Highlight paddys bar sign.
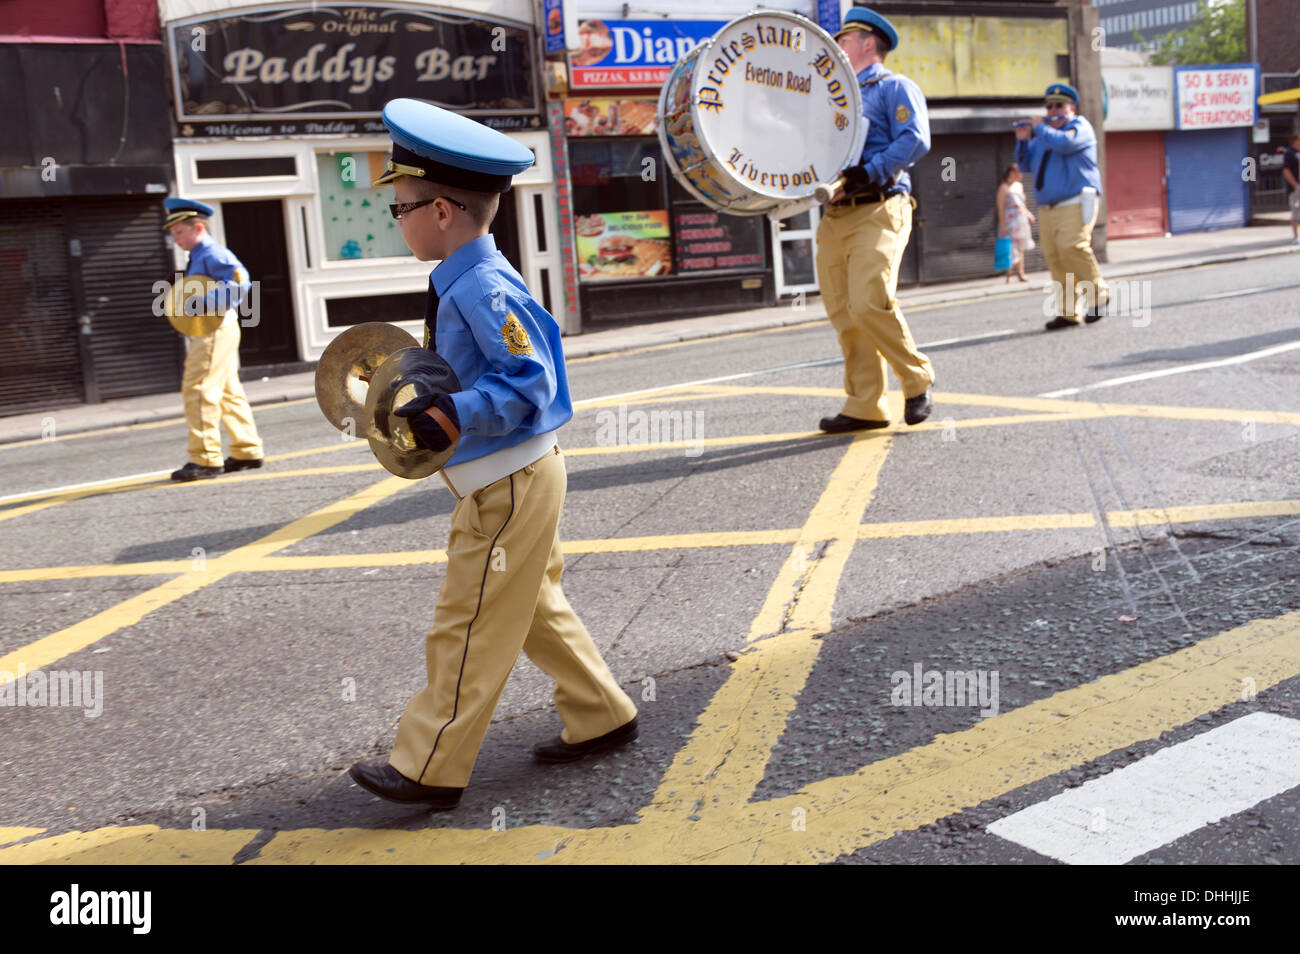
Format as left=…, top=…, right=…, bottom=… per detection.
left=168, top=3, right=539, bottom=137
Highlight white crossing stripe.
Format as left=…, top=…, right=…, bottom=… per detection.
left=986, top=712, right=1300, bottom=864
left=1039, top=339, right=1300, bottom=398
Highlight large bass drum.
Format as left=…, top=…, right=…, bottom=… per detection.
left=657, top=11, right=866, bottom=216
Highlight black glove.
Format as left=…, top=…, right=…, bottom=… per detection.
left=840, top=165, right=873, bottom=196
left=395, top=388, right=460, bottom=453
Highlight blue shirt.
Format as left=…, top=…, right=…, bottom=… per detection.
left=856, top=62, right=931, bottom=193
left=430, top=234, right=573, bottom=466
left=186, top=235, right=251, bottom=313
left=1015, top=114, right=1102, bottom=207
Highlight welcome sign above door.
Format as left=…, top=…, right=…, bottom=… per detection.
left=168, top=3, right=539, bottom=134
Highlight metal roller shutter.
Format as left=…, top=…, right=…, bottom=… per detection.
left=71, top=198, right=182, bottom=401
left=0, top=200, right=82, bottom=416
left=911, top=132, right=1046, bottom=284
left=1105, top=131, right=1167, bottom=239
left=1165, top=128, right=1249, bottom=234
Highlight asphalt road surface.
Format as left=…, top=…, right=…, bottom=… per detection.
left=1, top=256, right=1297, bottom=868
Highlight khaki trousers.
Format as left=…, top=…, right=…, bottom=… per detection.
left=390, top=446, right=637, bottom=788
left=181, top=315, right=263, bottom=468
left=816, top=194, right=933, bottom=421
left=1038, top=200, right=1108, bottom=322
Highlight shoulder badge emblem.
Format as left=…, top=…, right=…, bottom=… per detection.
left=501, top=312, right=533, bottom=356
left=896, top=104, right=911, bottom=123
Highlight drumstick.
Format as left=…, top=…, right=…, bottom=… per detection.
left=814, top=176, right=847, bottom=204
left=770, top=175, right=848, bottom=221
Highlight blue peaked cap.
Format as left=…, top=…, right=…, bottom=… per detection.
left=162, top=197, right=215, bottom=229
left=835, top=7, right=899, bottom=53
left=373, top=98, right=535, bottom=192
left=1045, top=83, right=1080, bottom=105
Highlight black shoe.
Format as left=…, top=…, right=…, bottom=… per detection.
left=348, top=760, right=463, bottom=810
left=903, top=388, right=933, bottom=425
left=1084, top=300, right=1108, bottom=324
left=818, top=414, right=891, bottom=434
left=533, top=717, right=638, bottom=764
left=170, top=462, right=223, bottom=482
left=1044, top=316, right=1082, bottom=331
left=224, top=456, right=264, bottom=473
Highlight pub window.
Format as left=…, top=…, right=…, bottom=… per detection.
left=316, top=152, right=411, bottom=261
left=196, top=157, right=297, bottom=179
left=325, top=292, right=425, bottom=328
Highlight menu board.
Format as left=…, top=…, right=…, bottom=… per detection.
left=575, top=210, right=672, bottom=281
left=673, top=208, right=765, bottom=273
left=563, top=98, right=658, bottom=136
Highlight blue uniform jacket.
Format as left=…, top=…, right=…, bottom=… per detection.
left=1015, top=115, right=1103, bottom=207
left=856, top=62, right=931, bottom=193
left=186, top=235, right=251, bottom=314
left=430, top=234, right=574, bottom=466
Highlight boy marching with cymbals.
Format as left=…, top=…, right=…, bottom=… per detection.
left=348, top=99, right=638, bottom=810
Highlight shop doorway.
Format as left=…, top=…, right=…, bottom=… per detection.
left=772, top=207, right=821, bottom=297
left=491, top=190, right=522, bottom=274
left=1106, top=131, right=1167, bottom=238
left=221, top=200, right=299, bottom=367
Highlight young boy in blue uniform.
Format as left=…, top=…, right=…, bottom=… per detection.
left=162, top=198, right=265, bottom=480
left=349, top=99, right=638, bottom=809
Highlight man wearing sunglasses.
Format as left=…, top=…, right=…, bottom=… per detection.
left=1015, top=83, right=1108, bottom=331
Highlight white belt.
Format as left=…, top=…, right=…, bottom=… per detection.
left=439, top=429, right=559, bottom=500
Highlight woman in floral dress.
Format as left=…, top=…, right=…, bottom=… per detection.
left=996, top=163, right=1035, bottom=283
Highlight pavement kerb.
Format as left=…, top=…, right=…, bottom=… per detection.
left=1, top=241, right=1296, bottom=448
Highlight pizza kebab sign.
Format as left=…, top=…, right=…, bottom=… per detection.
left=168, top=3, right=538, bottom=133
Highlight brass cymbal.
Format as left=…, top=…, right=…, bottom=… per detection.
left=364, top=347, right=461, bottom=480
left=314, top=322, right=419, bottom=436
left=164, top=274, right=225, bottom=336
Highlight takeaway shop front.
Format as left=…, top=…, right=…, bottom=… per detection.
left=163, top=0, right=564, bottom=360
left=561, top=17, right=776, bottom=327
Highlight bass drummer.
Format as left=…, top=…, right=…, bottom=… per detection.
left=816, top=7, right=935, bottom=433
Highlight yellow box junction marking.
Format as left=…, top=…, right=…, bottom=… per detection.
left=0, top=476, right=409, bottom=686
left=6, top=609, right=1294, bottom=864
left=3, top=382, right=1299, bottom=862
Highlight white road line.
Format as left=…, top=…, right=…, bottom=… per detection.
left=0, top=470, right=172, bottom=505
left=986, top=712, right=1300, bottom=864
left=573, top=328, right=1018, bottom=407
left=922, top=328, right=1019, bottom=348
left=1198, top=282, right=1300, bottom=301
left=1039, top=339, right=1300, bottom=398
left=0, top=326, right=1048, bottom=501
left=573, top=358, right=841, bottom=406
